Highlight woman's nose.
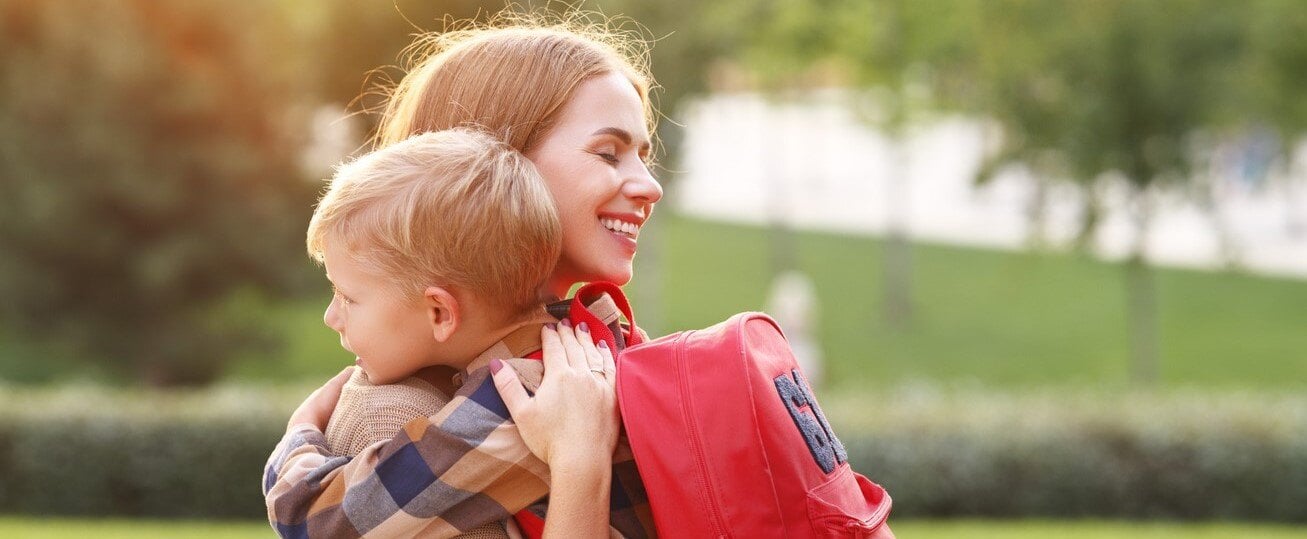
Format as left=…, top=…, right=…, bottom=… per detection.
left=624, top=162, right=663, bottom=204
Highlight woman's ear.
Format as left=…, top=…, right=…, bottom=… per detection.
left=424, top=286, right=460, bottom=342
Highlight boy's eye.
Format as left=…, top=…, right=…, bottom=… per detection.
left=332, top=286, right=354, bottom=305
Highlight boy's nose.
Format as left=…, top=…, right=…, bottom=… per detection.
left=323, top=299, right=344, bottom=332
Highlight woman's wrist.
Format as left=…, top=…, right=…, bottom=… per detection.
left=542, top=450, right=613, bottom=539
left=548, top=447, right=613, bottom=476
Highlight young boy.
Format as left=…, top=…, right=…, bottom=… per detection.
left=266, top=128, right=643, bottom=536
left=305, top=128, right=560, bottom=393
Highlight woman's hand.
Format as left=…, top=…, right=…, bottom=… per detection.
left=287, top=366, right=353, bottom=431
left=491, top=319, right=620, bottom=466
left=492, top=320, right=618, bottom=538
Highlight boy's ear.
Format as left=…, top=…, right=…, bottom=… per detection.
left=423, top=286, right=460, bottom=343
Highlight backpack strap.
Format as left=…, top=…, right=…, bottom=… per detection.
left=543, top=282, right=641, bottom=352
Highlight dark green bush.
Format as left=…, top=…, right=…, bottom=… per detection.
left=0, top=385, right=296, bottom=519
left=0, top=385, right=1303, bottom=522
left=827, top=388, right=1307, bottom=522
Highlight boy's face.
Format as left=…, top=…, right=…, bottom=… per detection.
left=321, top=240, right=436, bottom=385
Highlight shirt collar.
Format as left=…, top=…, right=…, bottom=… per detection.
left=451, top=293, right=622, bottom=387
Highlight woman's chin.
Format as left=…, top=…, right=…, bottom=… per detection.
left=594, top=261, right=633, bottom=286
left=554, top=258, right=633, bottom=290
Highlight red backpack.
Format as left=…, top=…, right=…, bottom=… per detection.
left=564, top=283, right=893, bottom=538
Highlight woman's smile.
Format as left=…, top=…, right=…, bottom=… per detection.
left=599, top=212, right=644, bottom=252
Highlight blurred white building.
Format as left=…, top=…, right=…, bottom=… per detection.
left=674, top=91, right=1307, bottom=279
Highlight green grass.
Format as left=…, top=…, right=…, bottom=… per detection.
left=0, top=518, right=1303, bottom=538
left=0, top=518, right=270, bottom=539
left=649, top=215, right=1307, bottom=390
left=221, top=214, right=1307, bottom=391
left=893, top=519, right=1307, bottom=538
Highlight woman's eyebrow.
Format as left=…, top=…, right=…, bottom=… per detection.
left=590, top=127, right=632, bottom=144
left=591, top=127, right=651, bottom=152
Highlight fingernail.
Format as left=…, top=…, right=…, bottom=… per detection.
left=489, top=358, right=503, bottom=374
left=598, top=340, right=609, bottom=350
left=560, top=318, right=572, bottom=328
left=546, top=323, right=557, bottom=331
left=578, top=321, right=589, bottom=333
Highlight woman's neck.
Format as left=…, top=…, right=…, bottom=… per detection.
left=547, top=278, right=575, bottom=301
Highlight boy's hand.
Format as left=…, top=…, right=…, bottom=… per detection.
left=288, top=366, right=353, bottom=431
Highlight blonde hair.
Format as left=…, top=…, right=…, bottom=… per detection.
left=307, top=129, right=560, bottom=318
left=375, top=10, right=656, bottom=153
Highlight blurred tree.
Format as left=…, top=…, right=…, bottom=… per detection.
left=1244, top=0, right=1307, bottom=238
left=716, top=0, right=978, bottom=329
left=826, top=0, right=978, bottom=329
left=0, top=0, right=318, bottom=385
left=972, top=0, right=1245, bottom=384
left=307, top=0, right=719, bottom=152
left=308, top=0, right=495, bottom=136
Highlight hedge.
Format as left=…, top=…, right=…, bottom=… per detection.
left=825, top=387, right=1307, bottom=522
left=0, top=384, right=298, bottom=519
left=0, top=384, right=1303, bottom=522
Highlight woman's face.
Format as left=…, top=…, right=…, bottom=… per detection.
left=527, top=72, right=663, bottom=296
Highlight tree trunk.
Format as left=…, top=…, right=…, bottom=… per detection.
left=1204, top=171, right=1241, bottom=269
left=1025, top=173, right=1051, bottom=250
left=1125, top=255, right=1158, bottom=386
left=881, top=132, right=913, bottom=329
left=1125, top=191, right=1158, bottom=386
left=768, top=103, right=800, bottom=278
left=1286, top=145, right=1306, bottom=240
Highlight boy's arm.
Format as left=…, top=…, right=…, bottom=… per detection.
left=265, top=367, right=655, bottom=538
left=263, top=367, right=550, bottom=539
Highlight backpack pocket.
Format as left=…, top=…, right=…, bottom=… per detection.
left=806, top=464, right=892, bottom=537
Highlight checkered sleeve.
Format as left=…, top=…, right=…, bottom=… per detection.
left=263, top=365, right=551, bottom=538
left=264, top=364, right=658, bottom=538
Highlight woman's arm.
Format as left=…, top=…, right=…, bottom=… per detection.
left=492, top=321, right=620, bottom=539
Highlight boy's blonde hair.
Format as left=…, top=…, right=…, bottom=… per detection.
left=307, top=129, right=560, bottom=319
left=375, top=10, right=656, bottom=154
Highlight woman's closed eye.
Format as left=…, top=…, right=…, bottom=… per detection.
left=591, top=148, right=620, bottom=165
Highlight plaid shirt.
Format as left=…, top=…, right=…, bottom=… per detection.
left=263, top=298, right=655, bottom=538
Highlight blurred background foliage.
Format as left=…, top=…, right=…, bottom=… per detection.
left=2, top=0, right=1307, bottom=528
left=3, top=0, right=1303, bottom=389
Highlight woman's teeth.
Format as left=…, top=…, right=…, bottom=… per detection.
left=601, top=218, right=638, bottom=237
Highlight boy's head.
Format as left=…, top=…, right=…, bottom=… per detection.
left=307, top=129, right=560, bottom=383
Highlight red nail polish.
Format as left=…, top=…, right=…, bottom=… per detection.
left=489, top=358, right=503, bottom=374
left=578, top=321, right=589, bottom=333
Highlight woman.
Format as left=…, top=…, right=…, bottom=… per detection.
left=266, top=12, right=660, bottom=538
